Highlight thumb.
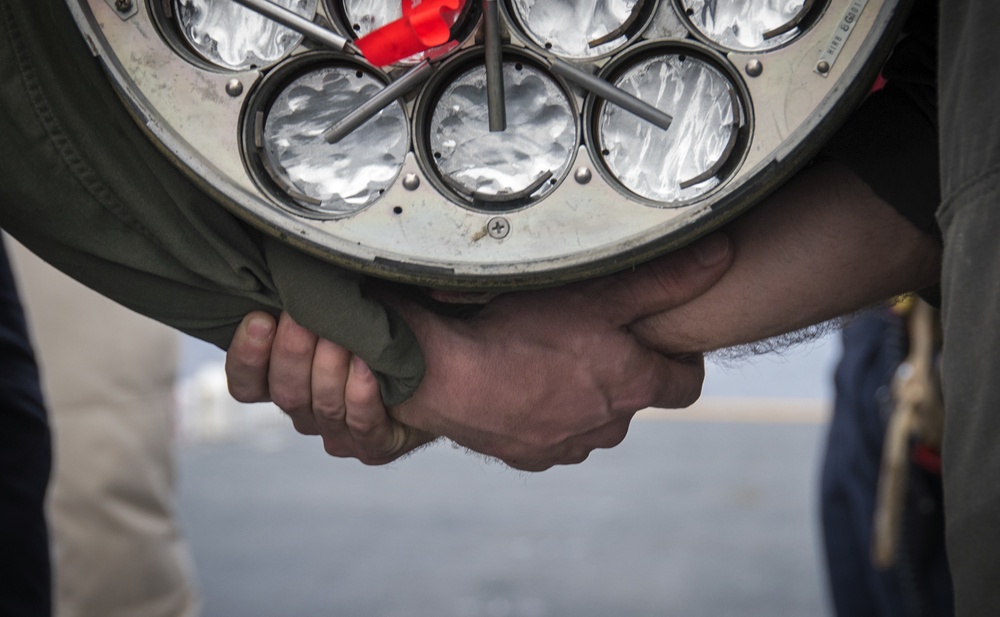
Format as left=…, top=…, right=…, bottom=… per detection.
left=593, top=232, right=733, bottom=324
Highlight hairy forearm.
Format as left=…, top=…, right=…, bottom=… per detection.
left=383, top=234, right=736, bottom=469
left=630, top=160, right=942, bottom=354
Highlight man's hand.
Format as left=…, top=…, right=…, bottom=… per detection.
left=225, top=232, right=732, bottom=470
left=226, top=311, right=435, bottom=465
left=383, top=232, right=732, bottom=470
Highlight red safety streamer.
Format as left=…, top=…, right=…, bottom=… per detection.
left=356, top=0, right=465, bottom=66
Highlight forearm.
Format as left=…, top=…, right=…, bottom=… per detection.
left=630, top=160, right=941, bottom=353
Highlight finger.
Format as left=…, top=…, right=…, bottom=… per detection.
left=344, top=356, right=410, bottom=464
left=591, top=231, right=733, bottom=324
left=308, top=338, right=355, bottom=456
left=269, top=312, right=321, bottom=435
left=579, top=420, right=631, bottom=452
left=225, top=311, right=277, bottom=403
left=311, top=347, right=382, bottom=461
left=503, top=415, right=629, bottom=471
left=629, top=350, right=706, bottom=412
left=504, top=459, right=553, bottom=473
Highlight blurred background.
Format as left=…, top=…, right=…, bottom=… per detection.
left=175, top=333, right=839, bottom=617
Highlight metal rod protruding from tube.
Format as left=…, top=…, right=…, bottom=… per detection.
left=323, top=61, right=435, bottom=144
left=548, top=58, right=673, bottom=131
left=483, top=0, right=506, bottom=132
left=231, top=0, right=350, bottom=51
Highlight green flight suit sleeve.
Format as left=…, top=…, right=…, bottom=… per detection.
left=0, top=0, right=423, bottom=404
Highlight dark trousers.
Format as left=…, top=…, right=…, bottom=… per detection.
left=939, top=185, right=1000, bottom=617
left=0, top=239, right=51, bottom=617
left=937, top=3, right=1000, bottom=611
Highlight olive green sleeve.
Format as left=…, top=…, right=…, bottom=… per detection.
left=0, top=0, right=423, bottom=404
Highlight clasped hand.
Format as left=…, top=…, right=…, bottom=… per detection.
left=225, top=233, right=732, bottom=471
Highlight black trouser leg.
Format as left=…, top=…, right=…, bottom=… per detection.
left=940, top=189, right=1000, bottom=617
left=0, top=239, right=51, bottom=617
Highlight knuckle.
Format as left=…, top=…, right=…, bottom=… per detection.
left=677, top=386, right=701, bottom=408
left=642, top=359, right=705, bottom=410
left=663, top=387, right=698, bottom=410
left=607, top=424, right=630, bottom=448
left=289, top=417, right=320, bottom=436
left=357, top=452, right=394, bottom=466
left=314, top=400, right=346, bottom=424
left=498, top=445, right=552, bottom=472
left=356, top=436, right=407, bottom=466
left=596, top=423, right=630, bottom=450
left=344, top=384, right=379, bottom=409
left=271, top=390, right=310, bottom=415
left=322, top=437, right=353, bottom=458
left=355, top=437, right=395, bottom=465
left=345, top=414, right=380, bottom=437
left=272, top=392, right=310, bottom=413
left=554, top=439, right=594, bottom=465
left=274, top=330, right=315, bottom=359
left=674, top=371, right=705, bottom=408
left=508, top=459, right=550, bottom=472
left=226, top=353, right=267, bottom=376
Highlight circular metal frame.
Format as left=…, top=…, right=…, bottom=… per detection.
left=67, top=0, right=911, bottom=289
left=674, top=0, right=827, bottom=53
left=501, top=0, right=660, bottom=60
left=412, top=46, right=581, bottom=213
left=583, top=39, right=751, bottom=208
left=149, top=0, right=317, bottom=72
left=241, top=51, right=410, bottom=219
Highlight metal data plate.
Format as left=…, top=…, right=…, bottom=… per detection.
left=68, top=0, right=907, bottom=289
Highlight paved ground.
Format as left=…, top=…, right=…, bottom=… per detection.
left=176, top=331, right=839, bottom=616
left=177, top=416, right=832, bottom=617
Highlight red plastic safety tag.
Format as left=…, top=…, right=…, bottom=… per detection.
left=356, top=0, right=465, bottom=66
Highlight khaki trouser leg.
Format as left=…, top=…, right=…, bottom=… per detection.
left=8, top=239, right=200, bottom=617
